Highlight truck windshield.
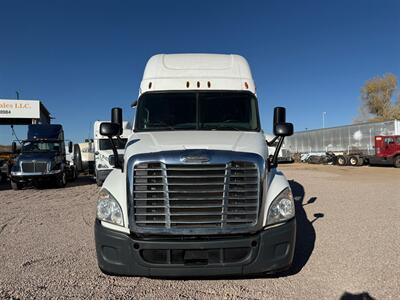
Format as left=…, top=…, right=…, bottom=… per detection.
left=21, top=141, right=61, bottom=152
left=135, top=92, right=260, bottom=131
left=99, top=138, right=127, bottom=150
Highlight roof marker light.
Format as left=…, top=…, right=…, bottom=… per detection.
left=148, top=82, right=152, bottom=89
left=207, top=81, right=211, bottom=88
left=186, top=81, right=190, bottom=88
left=197, top=81, right=200, bottom=88
left=244, top=82, right=249, bottom=89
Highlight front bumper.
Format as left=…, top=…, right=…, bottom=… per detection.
left=94, top=218, right=296, bottom=277
left=10, top=171, right=61, bottom=183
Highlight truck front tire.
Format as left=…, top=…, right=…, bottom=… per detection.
left=11, top=181, right=23, bottom=190
left=56, top=172, right=67, bottom=188
left=96, top=177, right=103, bottom=186
left=394, top=156, right=400, bottom=168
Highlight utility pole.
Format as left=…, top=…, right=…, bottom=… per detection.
left=322, top=112, right=327, bottom=128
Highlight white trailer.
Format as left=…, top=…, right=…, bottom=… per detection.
left=93, top=121, right=131, bottom=186
left=285, top=120, right=400, bottom=154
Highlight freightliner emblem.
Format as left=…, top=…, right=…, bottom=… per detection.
left=180, top=154, right=210, bottom=164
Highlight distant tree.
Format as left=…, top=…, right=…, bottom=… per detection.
left=355, top=73, right=400, bottom=123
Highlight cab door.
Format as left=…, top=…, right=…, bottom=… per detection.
left=382, top=136, right=396, bottom=157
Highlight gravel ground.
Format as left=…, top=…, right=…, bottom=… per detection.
left=0, top=164, right=399, bottom=299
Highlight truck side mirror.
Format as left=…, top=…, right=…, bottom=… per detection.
left=273, top=107, right=286, bottom=125
left=273, top=107, right=294, bottom=137
left=100, top=122, right=120, bottom=137
left=68, top=141, right=73, bottom=153
left=274, top=123, right=293, bottom=137
left=12, top=142, right=17, bottom=153
left=269, top=107, right=294, bottom=169
left=111, top=107, right=123, bottom=135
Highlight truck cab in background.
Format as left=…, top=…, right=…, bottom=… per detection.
left=93, top=121, right=131, bottom=186
left=94, top=54, right=294, bottom=277
left=369, top=135, right=400, bottom=167
left=10, top=124, right=76, bottom=189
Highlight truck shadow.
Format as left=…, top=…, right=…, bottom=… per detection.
left=275, top=180, right=323, bottom=277
left=67, top=175, right=95, bottom=187
left=0, top=175, right=95, bottom=191
left=0, top=180, right=11, bottom=191
left=340, top=291, right=375, bottom=300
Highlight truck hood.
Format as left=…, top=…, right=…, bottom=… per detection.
left=125, top=131, right=268, bottom=159
left=97, top=149, right=125, bottom=155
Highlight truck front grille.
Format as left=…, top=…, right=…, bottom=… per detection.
left=21, top=161, right=48, bottom=173
left=132, top=162, right=259, bottom=232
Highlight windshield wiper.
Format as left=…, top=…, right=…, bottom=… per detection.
left=204, top=125, right=241, bottom=131
left=145, top=122, right=175, bottom=130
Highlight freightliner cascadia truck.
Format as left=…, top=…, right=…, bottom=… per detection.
left=95, top=54, right=295, bottom=276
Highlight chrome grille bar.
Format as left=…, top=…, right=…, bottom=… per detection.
left=132, top=159, right=260, bottom=233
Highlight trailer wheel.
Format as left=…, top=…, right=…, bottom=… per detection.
left=336, top=155, right=347, bottom=166
left=394, top=156, right=400, bottom=168
left=349, top=156, right=359, bottom=166
left=11, top=181, right=23, bottom=190
left=73, top=144, right=83, bottom=172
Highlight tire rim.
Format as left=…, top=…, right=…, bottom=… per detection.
left=350, top=158, right=356, bottom=165
left=339, top=158, right=344, bottom=164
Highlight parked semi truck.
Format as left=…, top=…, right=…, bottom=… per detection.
left=335, top=135, right=400, bottom=167
left=94, top=54, right=295, bottom=277
left=94, top=121, right=131, bottom=186
left=10, top=124, right=76, bottom=189
left=302, top=135, right=400, bottom=167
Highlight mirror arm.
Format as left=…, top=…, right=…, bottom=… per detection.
left=266, top=136, right=279, bottom=146
left=116, top=135, right=123, bottom=146
left=269, top=136, right=285, bottom=169
left=108, top=136, right=122, bottom=170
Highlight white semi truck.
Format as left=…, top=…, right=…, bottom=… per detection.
left=93, top=121, right=131, bottom=186
left=95, top=54, right=295, bottom=277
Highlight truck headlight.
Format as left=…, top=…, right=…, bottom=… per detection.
left=11, top=163, right=20, bottom=172
left=97, top=189, right=124, bottom=226
left=267, top=187, right=295, bottom=225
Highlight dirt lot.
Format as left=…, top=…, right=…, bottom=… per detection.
left=0, top=164, right=399, bottom=299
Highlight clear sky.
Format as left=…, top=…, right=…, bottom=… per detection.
left=1, top=0, right=399, bottom=144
